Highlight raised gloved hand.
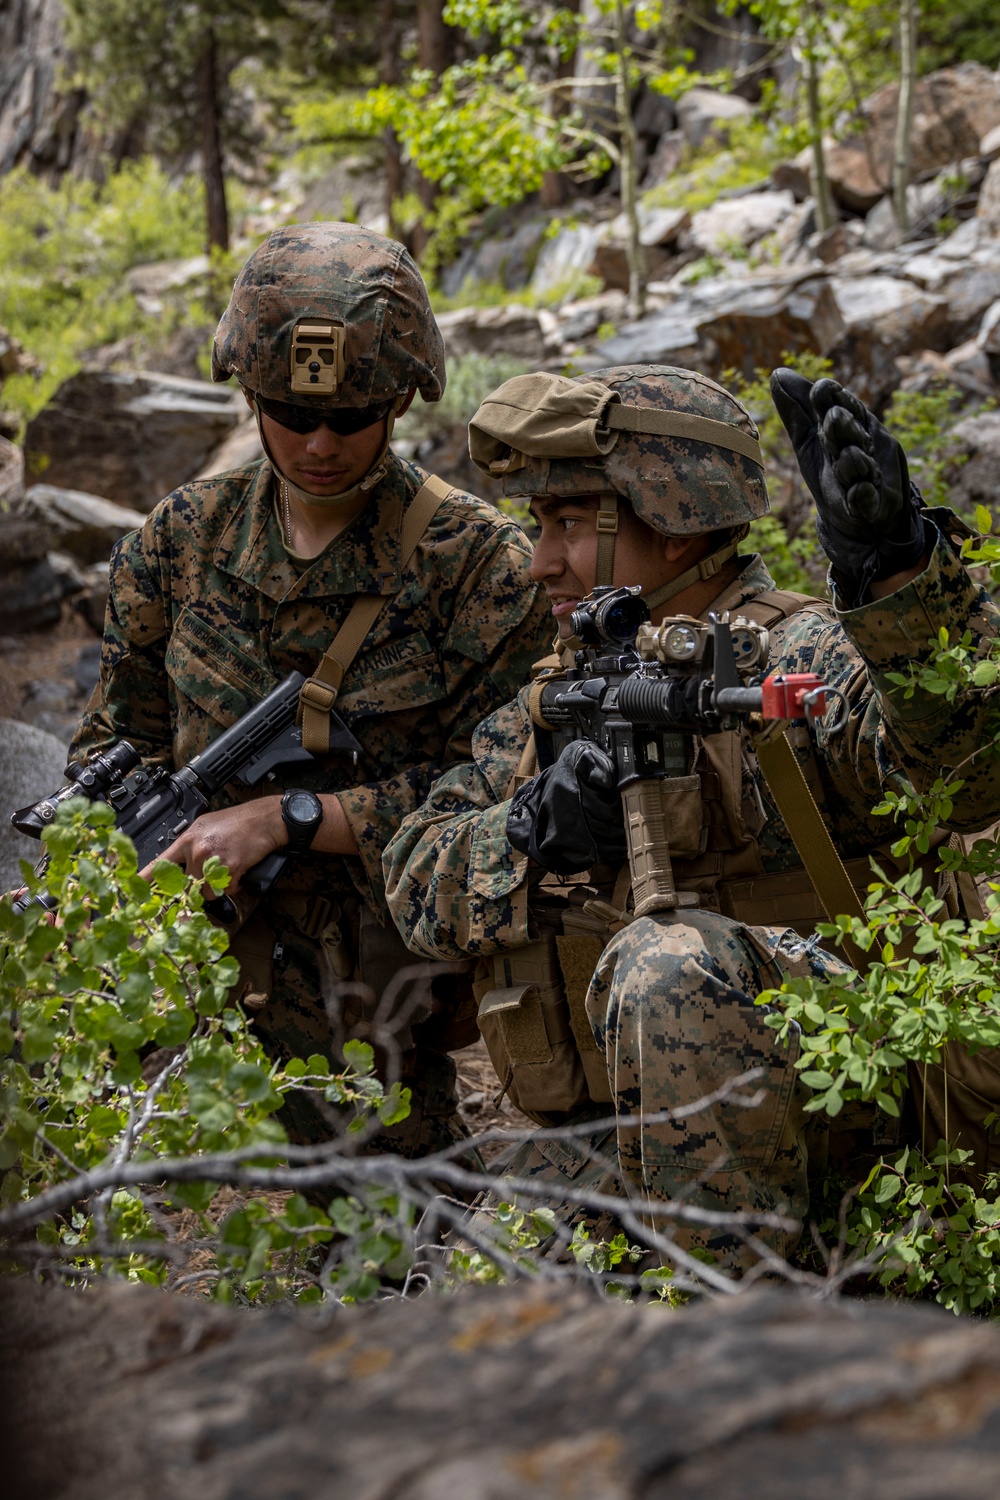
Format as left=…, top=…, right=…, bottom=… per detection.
left=770, top=368, right=929, bottom=603
left=506, top=740, right=627, bottom=876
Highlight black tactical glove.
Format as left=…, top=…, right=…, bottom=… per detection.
left=506, top=740, right=627, bottom=876
left=770, top=368, right=929, bottom=605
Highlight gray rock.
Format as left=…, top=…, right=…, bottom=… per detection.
left=435, top=305, right=548, bottom=363
left=0, top=433, right=23, bottom=508
left=23, top=370, right=245, bottom=511
left=642, top=130, right=685, bottom=188
left=0, top=554, right=63, bottom=633
left=0, top=0, right=85, bottom=178
left=690, top=189, right=796, bottom=253
left=530, top=223, right=607, bottom=299
left=74, top=640, right=102, bottom=698
left=771, top=156, right=812, bottom=202
left=123, top=255, right=211, bottom=302
left=73, top=562, right=111, bottom=636
left=946, top=410, right=1000, bottom=511
left=977, top=157, right=1000, bottom=232
left=829, top=274, right=951, bottom=404
left=194, top=416, right=264, bottom=480
left=809, top=63, right=1000, bottom=215
left=676, top=87, right=753, bottom=149
left=8, top=1279, right=1000, bottom=1500
left=982, top=122, right=1000, bottom=160
left=0, top=716, right=69, bottom=890
left=19, top=484, right=145, bottom=564
left=978, top=298, right=1000, bottom=355
left=694, top=277, right=845, bottom=381
left=594, top=309, right=704, bottom=367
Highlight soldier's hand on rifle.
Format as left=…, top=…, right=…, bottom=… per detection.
left=146, top=800, right=288, bottom=892
left=506, top=740, right=627, bottom=876
left=770, top=367, right=930, bottom=604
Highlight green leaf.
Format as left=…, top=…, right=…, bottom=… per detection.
left=150, top=859, right=187, bottom=896
left=343, top=1039, right=375, bottom=1076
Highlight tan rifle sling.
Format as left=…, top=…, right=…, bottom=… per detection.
left=297, top=474, right=453, bottom=754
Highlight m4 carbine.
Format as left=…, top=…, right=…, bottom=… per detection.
left=10, top=671, right=362, bottom=921
left=529, top=586, right=844, bottom=919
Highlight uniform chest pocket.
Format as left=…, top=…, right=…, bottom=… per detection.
left=336, top=630, right=447, bottom=720
left=165, top=606, right=272, bottom=728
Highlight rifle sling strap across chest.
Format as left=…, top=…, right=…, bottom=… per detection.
left=298, top=473, right=453, bottom=754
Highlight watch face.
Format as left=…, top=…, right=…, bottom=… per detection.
left=285, top=790, right=319, bottom=825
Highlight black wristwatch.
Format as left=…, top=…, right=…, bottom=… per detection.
left=280, top=788, right=323, bottom=853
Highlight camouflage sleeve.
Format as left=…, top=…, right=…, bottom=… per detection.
left=336, top=527, right=552, bottom=906
left=383, top=693, right=535, bottom=958
left=774, top=519, right=1000, bottom=844
left=69, top=522, right=174, bottom=768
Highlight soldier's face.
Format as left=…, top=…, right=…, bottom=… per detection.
left=258, top=408, right=391, bottom=496
left=528, top=496, right=700, bottom=638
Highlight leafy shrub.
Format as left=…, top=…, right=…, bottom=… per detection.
left=758, top=518, right=1000, bottom=1310
left=0, top=160, right=233, bottom=429
left=0, top=799, right=409, bottom=1302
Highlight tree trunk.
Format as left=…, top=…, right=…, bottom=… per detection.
left=197, top=29, right=229, bottom=254
left=540, top=0, right=582, bottom=209
left=804, top=28, right=833, bottom=234
left=412, top=0, right=454, bottom=259
left=614, top=0, right=645, bottom=320
left=892, top=0, right=918, bottom=238
left=380, top=0, right=405, bottom=238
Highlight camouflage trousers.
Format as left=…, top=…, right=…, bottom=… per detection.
left=229, top=898, right=474, bottom=1161
left=490, top=910, right=861, bottom=1276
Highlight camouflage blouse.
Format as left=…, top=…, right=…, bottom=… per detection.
left=72, top=452, right=553, bottom=914
left=385, top=515, right=1000, bottom=957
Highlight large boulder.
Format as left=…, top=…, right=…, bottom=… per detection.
left=0, top=511, right=64, bottom=633
left=676, top=87, right=753, bottom=148
left=693, top=277, right=845, bottom=381
left=798, top=63, right=1000, bottom=213
left=590, top=206, right=692, bottom=292
left=592, top=308, right=705, bottom=369
left=944, top=410, right=1000, bottom=511
left=0, top=0, right=86, bottom=177
left=977, top=157, right=1000, bottom=232
left=829, top=274, right=951, bottom=405
left=530, top=223, right=608, bottom=299
left=194, top=416, right=264, bottom=480
left=0, top=716, right=69, bottom=890
left=23, top=370, right=245, bottom=511
left=435, top=305, right=549, bottom=363
left=689, top=189, right=796, bottom=254
left=7, top=1279, right=1000, bottom=1498
left=18, top=484, right=145, bottom=564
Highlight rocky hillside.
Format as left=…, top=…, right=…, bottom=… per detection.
left=3, top=60, right=1000, bottom=819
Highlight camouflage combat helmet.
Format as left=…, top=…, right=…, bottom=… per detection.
left=211, top=221, right=446, bottom=409
left=469, top=364, right=769, bottom=591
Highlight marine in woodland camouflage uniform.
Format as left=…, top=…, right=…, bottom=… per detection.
left=72, top=223, right=552, bottom=1154
left=384, top=364, right=1000, bottom=1266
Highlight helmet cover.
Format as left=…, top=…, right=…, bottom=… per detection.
left=212, top=221, right=446, bottom=409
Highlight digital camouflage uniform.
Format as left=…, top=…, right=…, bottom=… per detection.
left=384, top=365, right=1000, bottom=1265
left=72, top=222, right=553, bottom=1155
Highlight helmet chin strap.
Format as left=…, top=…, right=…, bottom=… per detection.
left=643, top=529, right=747, bottom=612
left=250, top=397, right=401, bottom=509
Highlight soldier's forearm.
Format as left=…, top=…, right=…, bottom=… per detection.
left=867, top=551, right=932, bottom=602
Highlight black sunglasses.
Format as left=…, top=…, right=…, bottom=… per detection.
left=255, top=394, right=393, bottom=436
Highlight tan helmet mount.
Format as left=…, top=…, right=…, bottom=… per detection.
left=289, top=321, right=346, bottom=396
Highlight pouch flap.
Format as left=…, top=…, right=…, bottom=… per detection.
left=478, top=983, right=536, bottom=1019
